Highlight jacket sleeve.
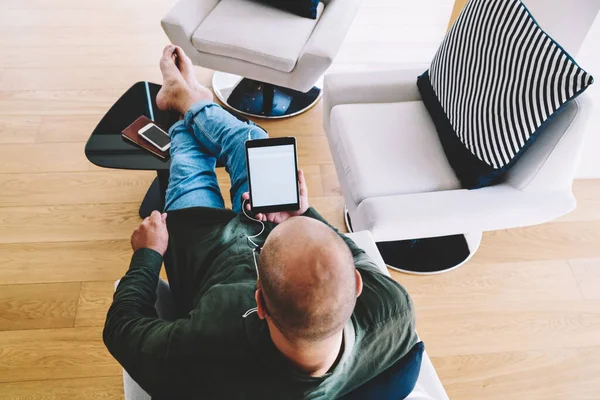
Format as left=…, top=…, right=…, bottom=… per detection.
left=103, top=248, right=190, bottom=397
left=302, top=207, right=383, bottom=276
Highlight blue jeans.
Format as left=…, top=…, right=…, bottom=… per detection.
left=164, top=102, right=268, bottom=214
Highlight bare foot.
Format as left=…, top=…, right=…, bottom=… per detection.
left=156, top=46, right=199, bottom=114
left=174, top=46, right=214, bottom=103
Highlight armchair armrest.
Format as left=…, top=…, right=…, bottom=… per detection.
left=323, top=68, right=424, bottom=132
left=352, top=184, right=576, bottom=242
left=161, top=0, right=220, bottom=55
left=300, top=0, right=362, bottom=66
left=286, top=0, right=361, bottom=92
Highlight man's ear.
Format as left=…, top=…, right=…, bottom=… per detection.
left=255, top=288, right=267, bottom=320
left=355, top=270, right=363, bottom=298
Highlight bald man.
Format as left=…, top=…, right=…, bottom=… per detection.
left=104, top=46, right=419, bottom=400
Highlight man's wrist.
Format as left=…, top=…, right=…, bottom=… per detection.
left=130, top=248, right=164, bottom=272
left=133, top=247, right=164, bottom=257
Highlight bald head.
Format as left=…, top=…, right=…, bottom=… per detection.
left=258, top=217, right=356, bottom=343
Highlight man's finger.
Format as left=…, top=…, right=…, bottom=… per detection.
left=298, top=169, right=306, bottom=187
left=298, top=169, right=308, bottom=195
left=150, top=210, right=162, bottom=222
left=143, top=217, right=150, bottom=224
left=242, top=192, right=250, bottom=200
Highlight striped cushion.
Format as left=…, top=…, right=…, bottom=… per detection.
left=417, top=0, right=594, bottom=189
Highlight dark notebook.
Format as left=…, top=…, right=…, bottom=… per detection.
left=122, top=115, right=170, bottom=160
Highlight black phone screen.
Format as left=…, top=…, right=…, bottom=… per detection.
left=142, top=125, right=170, bottom=148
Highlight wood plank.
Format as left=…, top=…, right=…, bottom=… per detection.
left=296, top=136, right=334, bottom=165
left=0, top=45, right=163, bottom=69
left=75, top=281, right=115, bottom=328
left=448, top=0, right=469, bottom=29
left=0, top=170, right=155, bottom=207
left=0, top=143, right=91, bottom=173
left=0, top=376, right=124, bottom=400
left=0, top=203, right=140, bottom=244
left=417, top=300, right=600, bottom=358
left=0, top=26, right=166, bottom=47
left=1, top=67, right=161, bottom=92
left=557, top=179, right=600, bottom=223
left=336, top=42, right=440, bottom=65
left=471, top=220, right=600, bottom=264
left=0, top=240, right=133, bottom=285
left=310, top=196, right=347, bottom=232
left=569, top=258, right=600, bottom=300
left=37, top=114, right=104, bottom=143
left=435, top=347, right=600, bottom=400
left=0, top=66, right=214, bottom=92
left=393, top=260, right=583, bottom=309
left=0, top=327, right=121, bottom=383
left=2, top=0, right=169, bottom=9
left=0, top=8, right=168, bottom=28
left=302, top=165, right=324, bottom=198
left=320, top=164, right=342, bottom=197
left=0, top=116, right=41, bottom=144
left=352, top=3, right=452, bottom=26
left=0, top=89, right=124, bottom=116
left=0, top=283, right=80, bottom=331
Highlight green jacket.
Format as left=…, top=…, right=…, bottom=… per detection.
left=104, top=207, right=417, bottom=399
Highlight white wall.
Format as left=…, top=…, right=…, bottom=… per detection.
left=576, top=11, right=600, bottom=178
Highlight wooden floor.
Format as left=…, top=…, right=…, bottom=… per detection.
left=1, top=0, right=599, bottom=399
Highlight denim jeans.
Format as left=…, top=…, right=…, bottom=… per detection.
left=164, top=102, right=268, bottom=214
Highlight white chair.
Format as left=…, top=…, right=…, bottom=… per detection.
left=122, top=231, right=449, bottom=399
left=323, top=0, right=598, bottom=273
left=162, top=0, right=361, bottom=118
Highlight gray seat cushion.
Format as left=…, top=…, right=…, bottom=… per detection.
left=192, top=0, right=324, bottom=73
left=329, top=101, right=461, bottom=206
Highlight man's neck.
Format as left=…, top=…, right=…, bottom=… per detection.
left=270, top=327, right=344, bottom=377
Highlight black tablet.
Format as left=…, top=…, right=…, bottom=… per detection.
left=245, top=137, right=300, bottom=214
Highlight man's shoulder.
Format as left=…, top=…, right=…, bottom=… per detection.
left=352, top=270, right=413, bottom=331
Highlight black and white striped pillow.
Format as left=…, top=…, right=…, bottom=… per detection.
left=417, top=0, right=594, bottom=189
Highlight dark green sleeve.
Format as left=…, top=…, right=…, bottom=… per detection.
left=302, top=207, right=383, bottom=276
left=103, top=248, right=190, bottom=397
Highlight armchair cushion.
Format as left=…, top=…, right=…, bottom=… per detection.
left=418, top=0, right=594, bottom=189
left=340, top=341, right=425, bottom=400
left=329, top=101, right=460, bottom=208
left=262, top=0, right=320, bottom=19
left=192, top=0, right=324, bottom=73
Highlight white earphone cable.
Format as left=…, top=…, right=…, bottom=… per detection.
left=242, top=198, right=264, bottom=277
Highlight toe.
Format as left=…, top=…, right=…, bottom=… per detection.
left=175, top=47, right=195, bottom=74
left=160, top=46, right=177, bottom=71
left=162, top=45, right=176, bottom=60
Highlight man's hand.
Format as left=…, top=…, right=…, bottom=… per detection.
left=131, top=211, right=169, bottom=256
left=242, top=169, right=310, bottom=224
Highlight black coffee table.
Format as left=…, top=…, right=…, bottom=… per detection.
left=86, top=81, right=266, bottom=218
left=85, top=82, right=179, bottom=218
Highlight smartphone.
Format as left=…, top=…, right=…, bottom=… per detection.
left=138, top=123, right=171, bottom=152
left=245, top=137, right=300, bottom=214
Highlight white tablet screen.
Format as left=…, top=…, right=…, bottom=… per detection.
left=248, top=144, right=298, bottom=207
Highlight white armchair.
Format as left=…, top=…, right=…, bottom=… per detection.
left=162, top=0, right=361, bottom=118
left=323, top=0, right=598, bottom=271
